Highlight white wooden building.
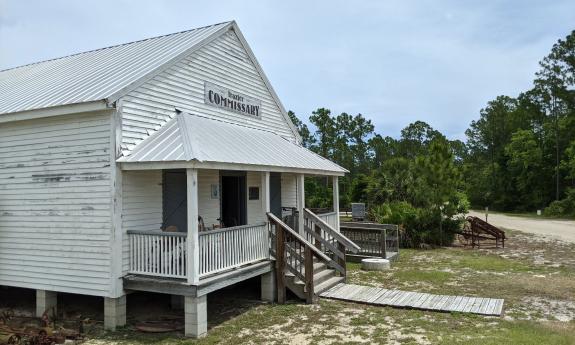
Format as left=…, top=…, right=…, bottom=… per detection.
left=0, top=21, right=359, bottom=337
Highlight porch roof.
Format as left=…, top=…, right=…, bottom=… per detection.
left=117, top=112, right=347, bottom=175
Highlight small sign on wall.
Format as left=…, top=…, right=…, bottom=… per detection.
left=249, top=186, right=260, bottom=200
left=211, top=184, right=220, bottom=199
left=204, top=82, right=262, bottom=118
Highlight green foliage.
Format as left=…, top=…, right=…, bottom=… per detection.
left=463, top=30, right=575, bottom=215
left=544, top=188, right=575, bottom=217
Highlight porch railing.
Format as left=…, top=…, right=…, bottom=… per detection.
left=339, top=222, right=400, bottom=259
left=303, top=209, right=360, bottom=277
left=128, top=231, right=187, bottom=279
left=199, top=222, right=268, bottom=277
left=317, top=211, right=338, bottom=231
left=127, top=222, right=269, bottom=280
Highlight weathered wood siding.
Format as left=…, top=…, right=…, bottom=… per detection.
left=121, top=170, right=162, bottom=274
left=0, top=111, right=114, bottom=296
left=247, top=171, right=265, bottom=224
left=198, top=170, right=220, bottom=228
left=281, top=173, right=298, bottom=208
left=120, top=29, right=297, bottom=154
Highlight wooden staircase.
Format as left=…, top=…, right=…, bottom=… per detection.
left=284, top=259, right=345, bottom=301
left=267, top=209, right=360, bottom=303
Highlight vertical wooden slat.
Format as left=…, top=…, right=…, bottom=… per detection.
left=305, top=246, right=314, bottom=304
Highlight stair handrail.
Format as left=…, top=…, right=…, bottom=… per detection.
left=304, top=208, right=361, bottom=253
left=267, top=212, right=335, bottom=304
left=267, top=212, right=332, bottom=262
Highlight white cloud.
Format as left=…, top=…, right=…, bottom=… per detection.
left=1, top=0, right=573, bottom=140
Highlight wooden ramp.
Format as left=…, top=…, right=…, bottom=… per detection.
left=320, top=283, right=504, bottom=316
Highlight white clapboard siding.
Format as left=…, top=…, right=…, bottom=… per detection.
left=247, top=171, right=265, bottom=224
left=281, top=173, right=297, bottom=208
left=120, top=30, right=296, bottom=154
left=198, top=170, right=220, bottom=228
left=121, top=170, right=163, bottom=274
left=0, top=111, right=113, bottom=296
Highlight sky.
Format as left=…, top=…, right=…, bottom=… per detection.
left=1, top=1, right=574, bottom=140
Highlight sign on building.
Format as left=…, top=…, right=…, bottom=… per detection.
left=204, top=82, right=262, bottom=118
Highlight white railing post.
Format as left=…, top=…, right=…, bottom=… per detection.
left=261, top=172, right=271, bottom=258
left=297, top=174, right=305, bottom=235
left=187, top=168, right=199, bottom=284
left=332, top=176, right=340, bottom=232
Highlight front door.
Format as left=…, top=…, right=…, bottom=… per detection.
left=162, top=170, right=187, bottom=232
left=269, top=172, right=282, bottom=218
left=220, top=172, right=247, bottom=227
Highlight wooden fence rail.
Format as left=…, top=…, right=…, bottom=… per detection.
left=339, top=222, right=399, bottom=260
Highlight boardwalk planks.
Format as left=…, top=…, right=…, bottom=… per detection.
left=319, top=283, right=504, bottom=316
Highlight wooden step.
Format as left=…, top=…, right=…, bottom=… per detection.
left=313, top=261, right=327, bottom=273
left=313, top=268, right=336, bottom=286
left=315, top=276, right=345, bottom=295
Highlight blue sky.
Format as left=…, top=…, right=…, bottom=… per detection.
left=1, top=0, right=574, bottom=140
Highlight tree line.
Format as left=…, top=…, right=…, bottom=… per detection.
left=290, top=29, right=575, bottom=246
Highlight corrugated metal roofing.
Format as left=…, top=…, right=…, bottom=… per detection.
left=0, top=22, right=231, bottom=115
left=118, top=112, right=347, bottom=174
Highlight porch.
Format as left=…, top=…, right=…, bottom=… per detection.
left=116, top=111, right=349, bottom=337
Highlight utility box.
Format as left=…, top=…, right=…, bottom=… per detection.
left=351, top=203, right=366, bottom=221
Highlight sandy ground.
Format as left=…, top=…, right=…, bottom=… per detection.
left=468, top=210, right=575, bottom=243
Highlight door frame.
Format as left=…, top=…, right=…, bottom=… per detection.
left=219, top=170, right=247, bottom=226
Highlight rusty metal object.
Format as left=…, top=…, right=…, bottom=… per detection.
left=456, top=216, right=506, bottom=248
left=0, top=308, right=83, bottom=345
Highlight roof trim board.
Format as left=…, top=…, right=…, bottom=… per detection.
left=119, top=160, right=346, bottom=177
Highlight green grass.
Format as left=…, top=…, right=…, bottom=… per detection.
left=84, top=230, right=575, bottom=345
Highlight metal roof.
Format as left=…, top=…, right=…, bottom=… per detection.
left=0, top=22, right=231, bottom=115
left=118, top=112, right=347, bottom=175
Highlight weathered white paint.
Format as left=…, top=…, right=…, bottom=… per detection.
left=128, top=231, right=187, bottom=279
left=186, top=168, right=199, bottom=284
left=120, top=29, right=297, bottom=154
left=317, top=212, right=339, bottom=232
left=247, top=171, right=265, bottom=224
left=198, top=170, right=219, bottom=228
left=332, top=176, right=340, bottom=231
left=121, top=170, right=163, bottom=275
left=296, top=174, right=305, bottom=235
left=199, top=223, right=268, bottom=277
left=0, top=111, right=114, bottom=296
left=281, top=173, right=297, bottom=209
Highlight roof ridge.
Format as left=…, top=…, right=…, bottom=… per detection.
left=0, top=21, right=233, bottom=73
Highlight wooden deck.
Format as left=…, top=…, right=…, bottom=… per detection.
left=320, top=283, right=504, bottom=316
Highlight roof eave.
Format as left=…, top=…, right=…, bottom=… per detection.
left=117, top=160, right=346, bottom=176
left=0, top=100, right=111, bottom=124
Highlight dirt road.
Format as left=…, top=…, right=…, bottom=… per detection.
left=468, top=210, right=575, bottom=243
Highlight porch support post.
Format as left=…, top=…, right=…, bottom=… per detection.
left=104, top=296, right=127, bottom=331
left=261, top=172, right=270, bottom=214
left=332, top=176, right=340, bottom=231
left=261, top=269, right=277, bottom=302
left=36, top=290, right=57, bottom=317
left=184, top=295, right=207, bottom=338
left=186, top=168, right=199, bottom=284
left=297, top=174, right=305, bottom=235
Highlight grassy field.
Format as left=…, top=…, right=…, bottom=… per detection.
left=84, top=229, right=575, bottom=345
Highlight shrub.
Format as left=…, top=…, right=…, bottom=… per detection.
left=369, top=201, right=462, bottom=248
left=544, top=188, right=575, bottom=217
